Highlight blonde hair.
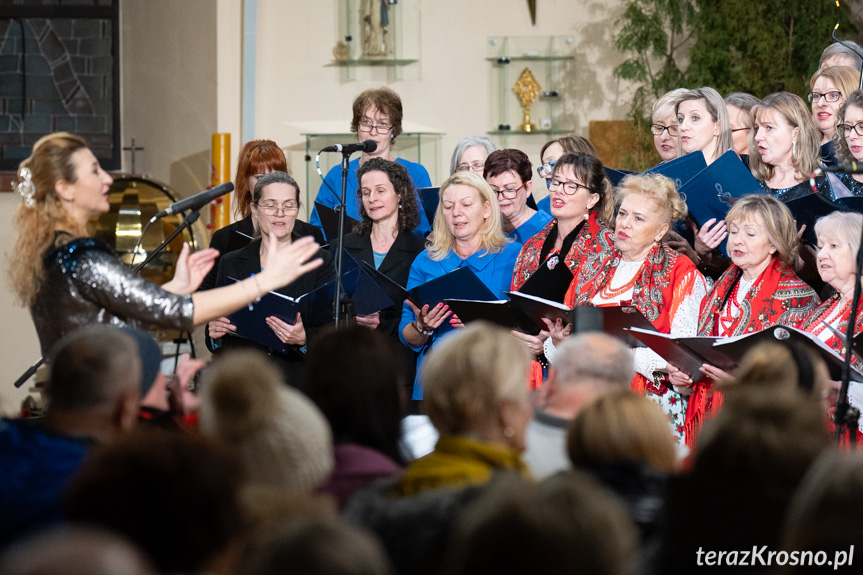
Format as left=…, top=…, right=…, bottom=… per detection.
left=428, top=171, right=509, bottom=262
left=8, top=132, right=91, bottom=307
left=675, top=87, right=734, bottom=162
left=616, top=173, right=687, bottom=224
left=421, top=321, right=531, bottom=436
left=567, top=390, right=678, bottom=474
left=652, top=88, right=688, bottom=122
left=725, top=194, right=798, bottom=269
left=749, top=92, right=822, bottom=182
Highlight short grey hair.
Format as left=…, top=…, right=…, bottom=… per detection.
left=449, top=136, right=497, bottom=175
left=552, top=333, right=634, bottom=388
left=724, top=92, right=761, bottom=114
left=820, top=41, right=863, bottom=73
left=815, top=211, right=863, bottom=257
left=252, top=170, right=301, bottom=206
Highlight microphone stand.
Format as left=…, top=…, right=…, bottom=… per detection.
left=133, top=210, right=200, bottom=273
left=332, top=150, right=355, bottom=328
left=835, top=171, right=863, bottom=446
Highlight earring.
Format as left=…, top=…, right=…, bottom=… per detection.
left=503, top=426, right=515, bottom=438
left=792, top=141, right=797, bottom=159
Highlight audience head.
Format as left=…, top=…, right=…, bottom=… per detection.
left=421, top=322, right=532, bottom=452
left=809, top=66, right=861, bottom=141
left=725, top=92, right=761, bottom=156
left=64, top=431, right=244, bottom=574
left=350, top=87, right=403, bottom=145
left=355, top=157, right=420, bottom=234
left=234, top=139, right=288, bottom=219
left=440, top=474, right=638, bottom=575
left=543, top=332, right=633, bottom=415
left=450, top=136, right=496, bottom=175
left=483, top=149, right=534, bottom=227
left=724, top=194, right=798, bottom=270
left=675, top=87, right=733, bottom=164
left=45, top=325, right=141, bottom=439
left=199, top=350, right=334, bottom=496
left=550, top=152, right=615, bottom=226
left=539, top=136, right=598, bottom=179
left=819, top=41, right=863, bottom=72
left=691, top=386, right=829, bottom=488
left=814, top=210, right=863, bottom=297
left=833, top=88, right=863, bottom=164
left=615, top=173, right=686, bottom=261
left=778, top=452, right=863, bottom=572
left=429, top=171, right=508, bottom=261
left=651, top=88, right=688, bottom=161
left=0, top=526, right=154, bottom=575
left=568, top=389, right=678, bottom=474
left=750, top=92, right=821, bottom=182
left=120, top=327, right=163, bottom=399
left=301, top=325, right=406, bottom=464
left=237, top=516, right=394, bottom=575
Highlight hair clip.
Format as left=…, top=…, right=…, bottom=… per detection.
left=16, top=167, right=36, bottom=208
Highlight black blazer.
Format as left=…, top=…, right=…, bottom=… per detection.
left=338, top=229, right=426, bottom=338
left=200, top=215, right=325, bottom=291
left=210, top=233, right=335, bottom=385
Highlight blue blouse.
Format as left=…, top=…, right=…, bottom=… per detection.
left=309, top=157, right=433, bottom=238
left=398, top=242, right=522, bottom=399
left=507, top=209, right=553, bottom=244
left=757, top=177, right=830, bottom=202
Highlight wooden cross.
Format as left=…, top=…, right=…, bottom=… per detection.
left=122, top=138, right=145, bottom=174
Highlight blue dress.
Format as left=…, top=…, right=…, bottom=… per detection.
left=309, top=158, right=433, bottom=238
left=536, top=194, right=551, bottom=215
left=507, top=209, right=553, bottom=244
left=399, top=242, right=522, bottom=399
left=834, top=173, right=863, bottom=198
left=757, top=177, right=830, bottom=202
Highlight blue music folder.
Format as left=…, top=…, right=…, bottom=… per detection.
left=605, top=168, right=634, bottom=188
left=678, top=150, right=762, bottom=227
left=417, top=187, right=440, bottom=227
left=644, top=151, right=707, bottom=190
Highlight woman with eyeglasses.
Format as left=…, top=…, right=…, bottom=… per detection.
left=651, top=88, right=687, bottom=162
left=484, top=149, right=552, bottom=243
left=550, top=174, right=708, bottom=445
left=833, top=89, right=863, bottom=196
left=724, top=92, right=761, bottom=159
left=209, top=172, right=335, bottom=383
left=510, top=152, right=615, bottom=388
left=535, top=136, right=599, bottom=214
left=309, top=87, right=433, bottom=238
left=450, top=136, right=497, bottom=175
left=751, top=92, right=829, bottom=202
left=809, top=66, right=860, bottom=166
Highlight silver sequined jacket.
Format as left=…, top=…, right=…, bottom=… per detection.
left=30, top=233, right=195, bottom=356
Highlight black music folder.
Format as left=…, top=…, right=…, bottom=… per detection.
left=314, top=201, right=362, bottom=242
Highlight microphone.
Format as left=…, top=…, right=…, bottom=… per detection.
left=150, top=182, right=234, bottom=220
left=823, top=162, right=863, bottom=174
left=320, top=140, right=378, bottom=154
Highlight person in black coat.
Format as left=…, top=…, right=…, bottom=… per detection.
left=208, top=172, right=334, bottom=385
left=200, top=139, right=323, bottom=292
left=332, top=158, right=426, bottom=391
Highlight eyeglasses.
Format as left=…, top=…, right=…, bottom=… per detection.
left=807, top=91, right=842, bottom=103
left=256, top=202, right=299, bottom=215
left=457, top=161, right=485, bottom=173
left=840, top=122, right=863, bottom=137
left=358, top=119, right=392, bottom=134
left=548, top=178, right=592, bottom=196
left=650, top=123, right=679, bottom=136
left=490, top=182, right=526, bottom=200
left=731, top=127, right=751, bottom=133
left=537, top=161, right=557, bottom=178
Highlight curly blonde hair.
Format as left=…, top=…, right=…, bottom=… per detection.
left=615, top=173, right=687, bottom=225
left=8, top=132, right=91, bottom=307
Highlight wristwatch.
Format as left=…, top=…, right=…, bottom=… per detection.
left=414, top=321, right=434, bottom=337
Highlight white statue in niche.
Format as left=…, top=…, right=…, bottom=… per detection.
left=361, top=0, right=391, bottom=57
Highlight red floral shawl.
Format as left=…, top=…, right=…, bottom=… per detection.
left=800, top=293, right=863, bottom=371
left=566, top=243, right=704, bottom=395
left=510, top=211, right=614, bottom=291
left=685, top=258, right=820, bottom=447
